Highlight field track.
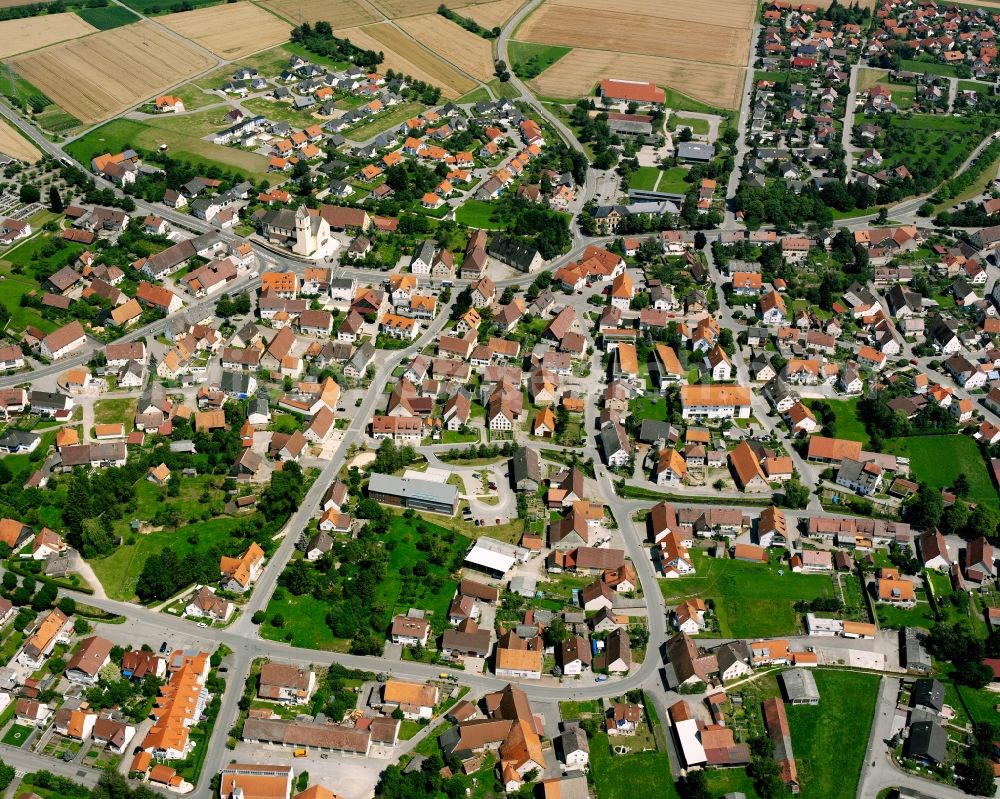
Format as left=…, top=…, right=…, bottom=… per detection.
left=0, top=13, right=96, bottom=59
left=10, top=22, right=216, bottom=125
left=159, top=3, right=292, bottom=59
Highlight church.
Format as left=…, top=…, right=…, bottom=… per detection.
left=259, top=205, right=333, bottom=259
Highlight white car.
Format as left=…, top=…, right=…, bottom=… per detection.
left=248, top=271, right=259, bottom=279
left=197, top=622, right=208, bottom=628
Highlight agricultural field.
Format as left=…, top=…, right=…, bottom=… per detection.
left=0, top=13, right=96, bottom=58
left=543, top=0, right=754, bottom=26
left=340, top=23, right=477, bottom=97
left=10, top=22, right=216, bottom=125
left=66, top=114, right=273, bottom=183
left=367, top=0, right=490, bottom=18
left=509, top=41, right=570, bottom=79
left=75, top=5, right=140, bottom=29
left=397, top=14, right=494, bottom=81
left=461, top=0, right=525, bottom=28
left=159, top=2, right=293, bottom=59
left=530, top=49, right=743, bottom=108
left=262, top=0, right=378, bottom=26
left=0, top=118, right=41, bottom=163
left=658, top=551, right=835, bottom=638
left=515, top=6, right=749, bottom=67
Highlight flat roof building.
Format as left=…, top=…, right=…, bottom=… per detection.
left=367, top=473, right=458, bottom=516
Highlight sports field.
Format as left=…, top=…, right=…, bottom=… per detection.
left=159, top=3, right=292, bottom=59
left=263, top=0, right=378, bottom=26
left=341, top=23, right=477, bottom=97
left=397, top=14, right=494, bottom=81
left=530, top=49, right=743, bottom=108
left=0, top=119, right=40, bottom=163
left=9, top=22, right=215, bottom=125
left=461, top=0, right=525, bottom=28
left=0, top=13, right=96, bottom=58
left=658, top=551, right=834, bottom=638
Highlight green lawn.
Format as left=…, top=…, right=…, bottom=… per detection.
left=559, top=700, right=603, bottom=720
left=672, top=116, right=709, bottom=135
left=89, top=516, right=254, bottom=601
left=508, top=41, right=572, bottom=79
left=657, top=166, right=692, bottom=195
left=658, top=551, right=835, bottom=638
left=898, top=58, right=961, bottom=78
left=119, top=0, right=222, bottom=13
left=2, top=723, right=31, bottom=747
left=76, top=5, right=140, bottom=28
left=343, top=101, right=426, bottom=142
left=630, top=166, right=661, bottom=191
left=661, top=86, right=728, bottom=116
left=902, top=434, right=996, bottom=509
left=957, top=79, right=992, bottom=95
left=872, top=114, right=981, bottom=180
left=261, top=593, right=351, bottom=651
left=631, top=395, right=669, bottom=421
left=589, top=732, right=678, bottom=799
left=93, top=398, right=137, bottom=429
left=805, top=398, right=869, bottom=446
left=788, top=670, right=879, bottom=799
left=457, top=86, right=490, bottom=104
left=65, top=115, right=272, bottom=183
left=704, top=769, right=759, bottom=799
left=455, top=199, right=504, bottom=229
left=242, top=98, right=326, bottom=128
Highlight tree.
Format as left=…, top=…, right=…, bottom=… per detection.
left=0, top=762, right=13, bottom=793
left=953, top=472, right=970, bottom=498
left=19, top=185, right=39, bottom=204
left=251, top=610, right=265, bottom=624
left=957, top=756, right=998, bottom=797
left=907, top=483, right=943, bottom=528
left=780, top=479, right=810, bottom=509
left=48, top=185, right=63, bottom=213
left=677, top=771, right=711, bottom=799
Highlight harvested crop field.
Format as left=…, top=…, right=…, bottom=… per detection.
left=0, top=119, right=40, bottom=162
left=340, top=23, right=476, bottom=97
left=264, top=0, right=378, bottom=26
left=461, top=0, right=525, bottom=28
left=516, top=4, right=750, bottom=66
left=368, top=0, right=483, bottom=18
left=159, top=3, right=291, bottom=59
left=0, top=13, right=96, bottom=58
left=530, top=49, right=743, bottom=109
left=397, top=14, right=494, bottom=81
left=10, top=22, right=216, bottom=125
left=544, top=0, right=754, bottom=27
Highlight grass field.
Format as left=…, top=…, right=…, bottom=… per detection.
left=119, top=0, right=222, bottom=12
left=159, top=2, right=292, bottom=59
left=90, top=516, right=253, bottom=601
left=10, top=21, right=215, bottom=125
left=630, top=166, right=661, bottom=191
left=806, top=398, right=869, bottom=445
left=93, top=397, right=137, bottom=429
left=857, top=67, right=888, bottom=92
left=66, top=115, right=272, bottom=182
left=589, top=732, right=679, bottom=799
left=672, top=115, right=709, bottom=135
left=0, top=13, right=96, bottom=58
left=344, top=101, right=426, bottom=141
left=898, top=58, right=961, bottom=78
left=454, top=199, right=505, bottom=229
left=631, top=395, right=670, bottom=420
left=508, top=41, right=571, bottom=79
left=261, top=592, right=351, bottom=650
left=658, top=551, right=835, bottom=638
left=1, top=723, right=31, bottom=747
left=957, top=78, right=992, bottom=95
left=903, top=434, right=996, bottom=509
left=788, top=670, right=879, bottom=799
left=75, top=5, right=140, bottom=29
left=657, top=165, right=692, bottom=193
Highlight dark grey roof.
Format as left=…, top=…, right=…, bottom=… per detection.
left=911, top=678, right=944, bottom=713
left=510, top=446, right=541, bottom=486
left=488, top=235, right=540, bottom=271
left=904, top=720, right=947, bottom=764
